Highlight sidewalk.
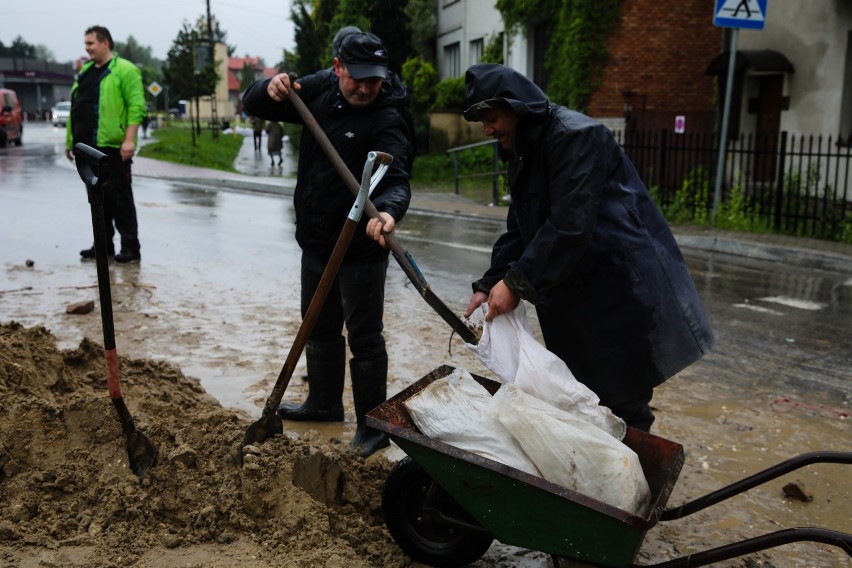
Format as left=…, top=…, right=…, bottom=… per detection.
left=132, top=144, right=852, bottom=274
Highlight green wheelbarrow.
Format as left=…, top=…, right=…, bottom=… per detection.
left=366, top=365, right=852, bottom=568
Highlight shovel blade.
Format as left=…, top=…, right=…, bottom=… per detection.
left=242, top=413, right=284, bottom=450
left=127, top=431, right=159, bottom=479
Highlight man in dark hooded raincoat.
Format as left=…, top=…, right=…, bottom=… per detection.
left=461, top=64, right=714, bottom=431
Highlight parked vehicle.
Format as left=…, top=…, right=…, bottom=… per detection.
left=51, top=101, right=71, bottom=127
left=0, top=88, right=23, bottom=147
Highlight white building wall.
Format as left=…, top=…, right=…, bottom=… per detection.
left=436, top=0, right=529, bottom=79
left=736, top=0, right=852, bottom=137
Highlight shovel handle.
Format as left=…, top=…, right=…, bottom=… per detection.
left=287, top=81, right=479, bottom=344
left=262, top=150, right=390, bottom=415
left=74, top=143, right=158, bottom=478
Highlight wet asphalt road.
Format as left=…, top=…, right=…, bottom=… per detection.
left=1, top=122, right=850, bottom=406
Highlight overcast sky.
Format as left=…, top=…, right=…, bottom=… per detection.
left=7, top=0, right=295, bottom=66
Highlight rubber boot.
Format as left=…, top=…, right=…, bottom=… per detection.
left=349, top=356, right=390, bottom=457
left=278, top=339, right=345, bottom=421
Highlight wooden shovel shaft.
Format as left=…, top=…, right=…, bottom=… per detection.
left=76, top=143, right=157, bottom=478
left=262, top=217, right=360, bottom=415
left=287, top=87, right=479, bottom=344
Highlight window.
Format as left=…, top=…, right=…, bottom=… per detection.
left=469, top=38, right=484, bottom=66
left=444, top=42, right=461, bottom=78
left=840, top=31, right=852, bottom=145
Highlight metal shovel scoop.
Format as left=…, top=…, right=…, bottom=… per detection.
left=74, top=143, right=159, bottom=479
left=241, top=150, right=393, bottom=453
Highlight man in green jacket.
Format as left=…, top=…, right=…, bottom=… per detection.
left=66, top=25, right=146, bottom=263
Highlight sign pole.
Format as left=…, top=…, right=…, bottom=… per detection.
left=713, top=28, right=739, bottom=225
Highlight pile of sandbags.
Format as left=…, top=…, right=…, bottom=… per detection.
left=404, top=368, right=651, bottom=516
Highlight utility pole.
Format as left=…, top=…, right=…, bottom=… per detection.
left=207, top=0, right=219, bottom=140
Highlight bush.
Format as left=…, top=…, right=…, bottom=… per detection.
left=402, top=57, right=439, bottom=156
left=401, top=57, right=438, bottom=116
left=431, top=77, right=466, bottom=112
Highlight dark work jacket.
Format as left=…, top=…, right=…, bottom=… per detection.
left=466, top=64, right=714, bottom=406
left=242, top=69, right=413, bottom=264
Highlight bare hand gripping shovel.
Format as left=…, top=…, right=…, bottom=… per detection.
left=287, top=80, right=479, bottom=345
left=241, top=150, right=394, bottom=451
left=74, top=143, right=159, bottom=479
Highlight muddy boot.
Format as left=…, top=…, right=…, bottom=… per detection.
left=349, top=356, right=390, bottom=457
left=278, top=339, right=345, bottom=421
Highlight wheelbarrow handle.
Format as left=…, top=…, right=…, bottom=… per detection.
left=661, top=450, right=852, bottom=521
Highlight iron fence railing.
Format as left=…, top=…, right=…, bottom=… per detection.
left=615, top=130, right=852, bottom=240
left=446, top=139, right=505, bottom=205
left=445, top=130, right=852, bottom=241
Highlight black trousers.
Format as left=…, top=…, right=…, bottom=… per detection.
left=538, top=306, right=656, bottom=432
left=300, top=253, right=388, bottom=364
left=100, top=149, right=140, bottom=254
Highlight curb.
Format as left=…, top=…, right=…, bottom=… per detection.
left=154, top=175, right=296, bottom=196
left=675, top=234, right=852, bottom=273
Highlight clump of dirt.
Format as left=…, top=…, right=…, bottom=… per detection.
left=0, top=322, right=410, bottom=567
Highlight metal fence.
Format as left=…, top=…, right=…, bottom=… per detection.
left=615, top=130, right=852, bottom=240
left=445, top=129, right=852, bottom=241
left=446, top=139, right=504, bottom=205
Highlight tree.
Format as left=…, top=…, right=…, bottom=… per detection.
left=194, top=14, right=236, bottom=57
left=240, top=61, right=257, bottom=94
left=163, top=22, right=220, bottom=140
left=329, top=0, right=414, bottom=72
left=497, top=0, right=621, bottom=111
left=481, top=33, right=504, bottom=65
left=115, top=36, right=160, bottom=71
left=33, top=45, right=57, bottom=62
left=0, top=36, right=37, bottom=58
left=402, top=57, right=438, bottom=152
left=290, top=0, right=328, bottom=76
left=290, top=0, right=416, bottom=76
left=405, top=0, right=437, bottom=65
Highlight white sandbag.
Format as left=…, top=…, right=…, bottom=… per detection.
left=403, top=368, right=541, bottom=477
left=466, top=303, right=625, bottom=440
left=493, top=384, right=651, bottom=516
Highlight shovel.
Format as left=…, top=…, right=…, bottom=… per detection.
left=74, top=143, right=159, bottom=479
left=241, top=150, right=394, bottom=450
left=286, top=79, right=479, bottom=345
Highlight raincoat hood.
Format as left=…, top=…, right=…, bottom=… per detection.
left=463, top=64, right=549, bottom=123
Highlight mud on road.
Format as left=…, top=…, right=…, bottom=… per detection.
left=1, top=315, right=849, bottom=567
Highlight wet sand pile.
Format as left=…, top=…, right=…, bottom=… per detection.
left=0, top=322, right=410, bottom=567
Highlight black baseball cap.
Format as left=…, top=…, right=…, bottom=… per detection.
left=337, top=32, right=388, bottom=80
left=332, top=26, right=362, bottom=58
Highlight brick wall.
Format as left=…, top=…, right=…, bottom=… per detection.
left=587, top=0, right=723, bottom=130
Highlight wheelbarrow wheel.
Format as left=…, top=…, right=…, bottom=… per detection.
left=382, top=457, right=494, bottom=567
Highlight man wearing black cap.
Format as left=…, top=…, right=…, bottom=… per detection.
left=458, top=63, right=714, bottom=432
left=242, top=32, right=414, bottom=458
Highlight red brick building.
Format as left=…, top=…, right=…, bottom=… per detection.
left=588, top=0, right=723, bottom=134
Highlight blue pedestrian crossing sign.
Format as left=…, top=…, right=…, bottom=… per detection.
left=714, top=0, right=767, bottom=30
